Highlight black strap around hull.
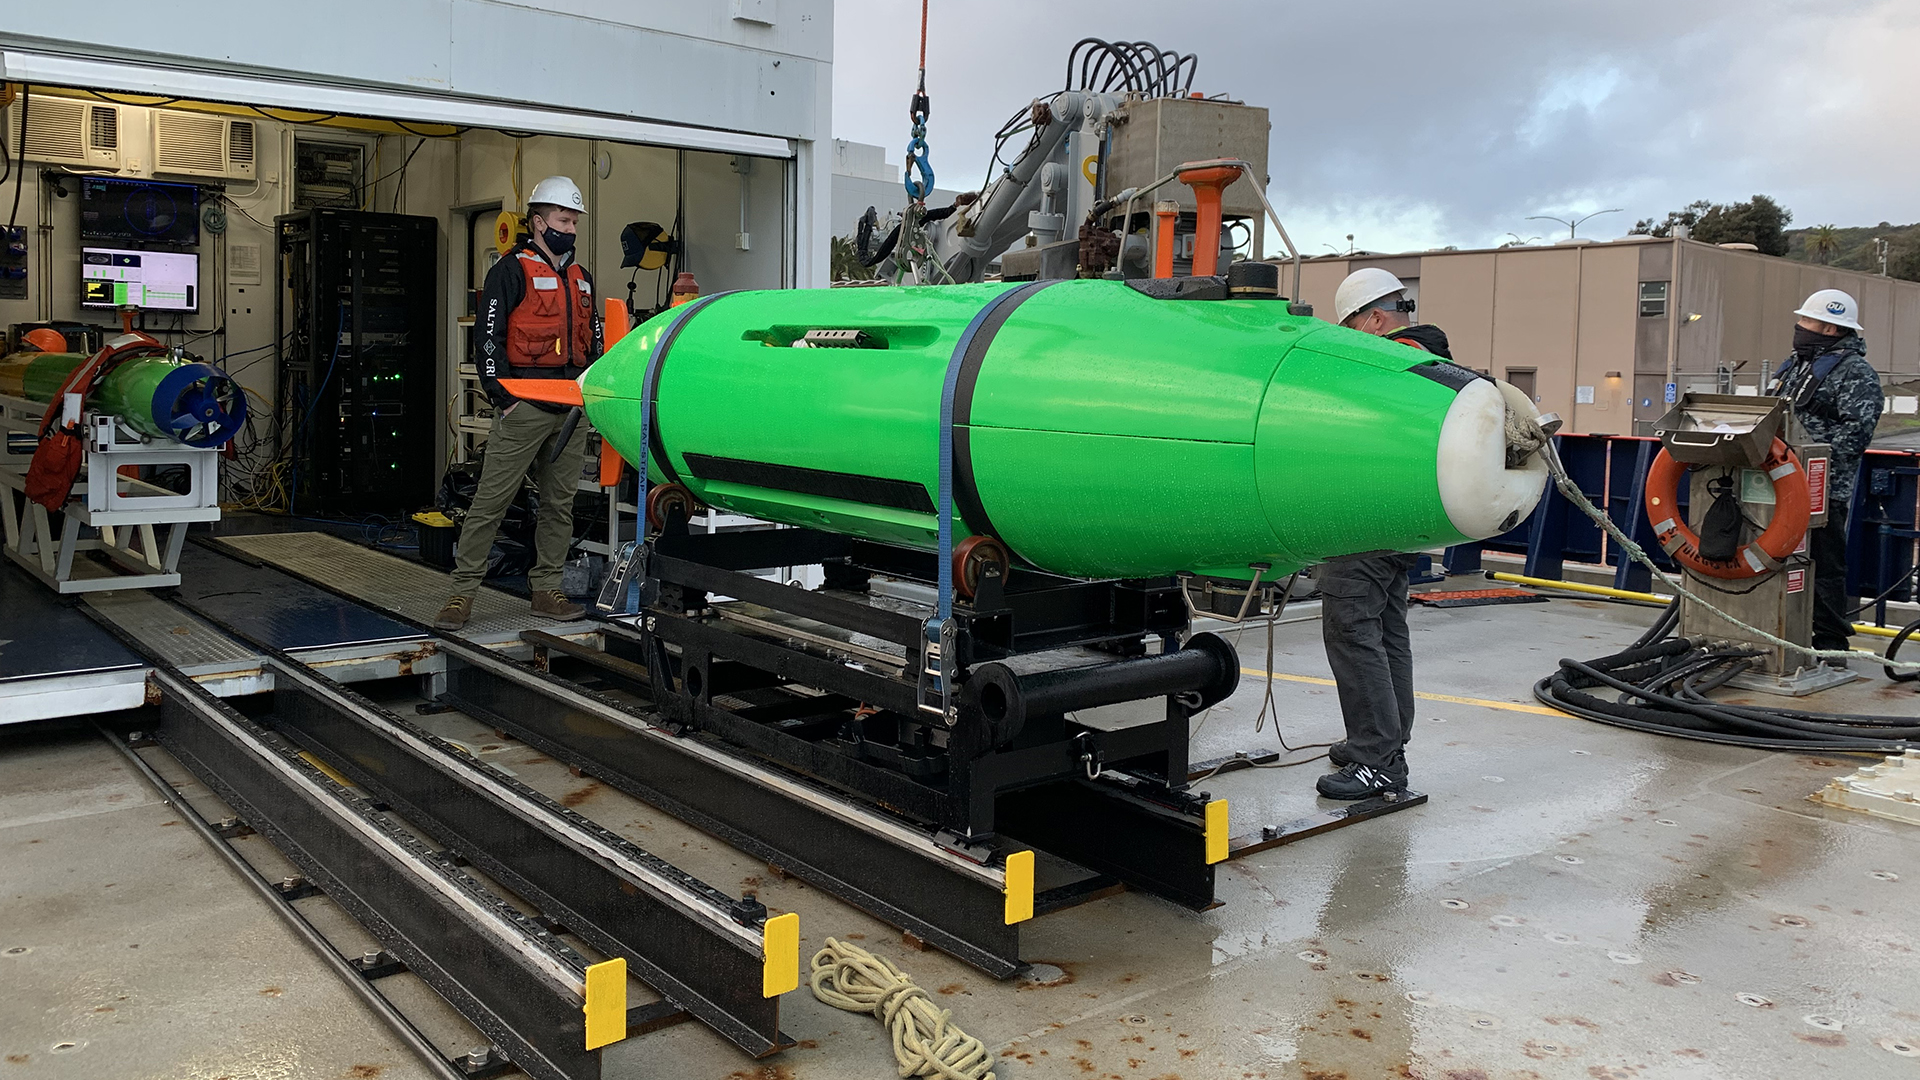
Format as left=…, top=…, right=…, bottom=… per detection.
left=949, top=280, right=1061, bottom=557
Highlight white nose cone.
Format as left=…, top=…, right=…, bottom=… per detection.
left=1435, top=379, right=1549, bottom=539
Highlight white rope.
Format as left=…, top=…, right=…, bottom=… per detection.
left=809, top=937, right=997, bottom=1080
left=1538, top=439, right=1918, bottom=673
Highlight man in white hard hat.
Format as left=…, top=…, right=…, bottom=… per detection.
left=437, top=176, right=602, bottom=630
left=1331, top=266, right=1452, bottom=356
left=1311, top=267, right=1454, bottom=800
left=1768, top=288, right=1882, bottom=660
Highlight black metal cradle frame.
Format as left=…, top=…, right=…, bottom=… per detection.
left=613, top=521, right=1239, bottom=913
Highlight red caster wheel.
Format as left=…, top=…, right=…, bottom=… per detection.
left=645, top=483, right=698, bottom=532
left=952, top=535, right=1011, bottom=601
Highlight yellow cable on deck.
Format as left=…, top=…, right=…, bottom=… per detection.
left=809, top=937, right=996, bottom=1080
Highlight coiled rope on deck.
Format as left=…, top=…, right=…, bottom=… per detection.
left=809, top=937, right=996, bottom=1080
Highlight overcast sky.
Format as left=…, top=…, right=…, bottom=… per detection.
left=831, top=0, right=1920, bottom=255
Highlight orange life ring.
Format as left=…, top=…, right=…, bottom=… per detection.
left=1643, top=438, right=1810, bottom=580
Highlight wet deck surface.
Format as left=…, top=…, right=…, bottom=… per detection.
left=4, top=593, right=1917, bottom=1079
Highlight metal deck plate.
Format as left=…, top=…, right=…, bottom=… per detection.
left=213, top=532, right=564, bottom=640
left=1, top=562, right=149, bottom=723
left=85, top=591, right=261, bottom=676
left=175, top=545, right=422, bottom=651
left=0, top=563, right=143, bottom=681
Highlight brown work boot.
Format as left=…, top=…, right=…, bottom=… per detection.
left=531, top=589, right=585, bottom=621
left=434, top=595, right=472, bottom=630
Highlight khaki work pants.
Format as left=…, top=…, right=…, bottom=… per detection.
left=449, top=402, right=587, bottom=597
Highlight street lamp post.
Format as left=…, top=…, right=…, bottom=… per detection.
left=1322, top=233, right=1357, bottom=257
left=1526, top=209, right=1625, bottom=240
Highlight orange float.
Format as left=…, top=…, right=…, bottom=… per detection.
left=1643, top=438, right=1810, bottom=580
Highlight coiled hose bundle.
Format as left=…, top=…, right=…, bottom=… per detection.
left=1536, top=600, right=1920, bottom=754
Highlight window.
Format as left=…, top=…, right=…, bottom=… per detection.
left=1505, top=368, right=1537, bottom=403
left=1639, top=281, right=1669, bottom=318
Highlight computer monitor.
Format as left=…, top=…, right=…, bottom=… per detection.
left=81, top=248, right=199, bottom=312
left=79, top=177, right=201, bottom=246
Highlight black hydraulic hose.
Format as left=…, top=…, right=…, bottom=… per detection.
left=1559, top=658, right=1887, bottom=744
left=1680, top=656, right=1756, bottom=697
left=1675, top=691, right=1920, bottom=732
left=1535, top=675, right=1904, bottom=753
left=862, top=222, right=900, bottom=267
left=1887, top=618, right=1920, bottom=683
left=1587, top=637, right=1694, bottom=669
left=1655, top=654, right=1753, bottom=696
left=1631, top=598, right=1680, bottom=650
left=1538, top=602, right=1915, bottom=754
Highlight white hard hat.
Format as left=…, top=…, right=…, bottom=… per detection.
left=1793, top=288, right=1860, bottom=332
left=528, top=175, right=587, bottom=215
left=1334, top=267, right=1408, bottom=325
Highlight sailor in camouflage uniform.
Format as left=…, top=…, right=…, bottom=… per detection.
left=1768, top=289, right=1884, bottom=659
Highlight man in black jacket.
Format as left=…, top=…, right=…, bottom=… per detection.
left=1768, top=289, right=1883, bottom=660
left=436, top=176, right=603, bottom=630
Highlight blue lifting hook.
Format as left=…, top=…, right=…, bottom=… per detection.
left=904, top=87, right=934, bottom=201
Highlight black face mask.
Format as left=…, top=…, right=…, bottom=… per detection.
left=1791, top=324, right=1835, bottom=361
left=536, top=220, right=576, bottom=258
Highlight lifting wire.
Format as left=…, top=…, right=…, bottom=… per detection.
left=888, top=0, right=956, bottom=286
left=903, top=0, right=935, bottom=203
left=810, top=937, right=996, bottom=1080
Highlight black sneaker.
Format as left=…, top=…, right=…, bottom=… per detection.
left=1316, top=762, right=1408, bottom=801
left=1328, top=740, right=1354, bottom=767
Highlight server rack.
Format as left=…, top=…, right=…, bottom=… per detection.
left=276, top=209, right=437, bottom=515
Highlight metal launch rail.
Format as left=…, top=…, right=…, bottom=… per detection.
left=89, top=584, right=799, bottom=1079
left=182, top=538, right=1048, bottom=978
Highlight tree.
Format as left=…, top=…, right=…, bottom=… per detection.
left=1807, top=224, right=1840, bottom=264
left=1893, top=243, right=1920, bottom=283
left=1632, top=200, right=1713, bottom=238
left=1630, top=195, right=1794, bottom=256
left=829, top=234, right=877, bottom=282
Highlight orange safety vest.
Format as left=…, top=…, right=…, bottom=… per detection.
left=506, top=248, right=594, bottom=369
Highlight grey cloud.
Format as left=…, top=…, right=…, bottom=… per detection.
left=833, top=0, right=1920, bottom=252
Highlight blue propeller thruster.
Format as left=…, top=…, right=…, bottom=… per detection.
left=154, top=363, right=247, bottom=449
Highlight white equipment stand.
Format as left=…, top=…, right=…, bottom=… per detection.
left=1, top=390, right=221, bottom=593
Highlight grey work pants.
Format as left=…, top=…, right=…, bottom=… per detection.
left=449, top=403, right=587, bottom=597
left=1317, top=553, right=1419, bottom=780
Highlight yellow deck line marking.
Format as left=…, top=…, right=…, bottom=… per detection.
left=583, top=957, right=628, bottom=1050
left=762, top=911, right=799, bottom=997
left=1239, top=667, right=1568, bottom=718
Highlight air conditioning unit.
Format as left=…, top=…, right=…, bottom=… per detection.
left=7, top=97, right=127, bottom=171
left=151, top=109, right=257, bottom=181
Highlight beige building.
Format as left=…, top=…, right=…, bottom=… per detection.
left=1294, top=237, right=1920, bottom=435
